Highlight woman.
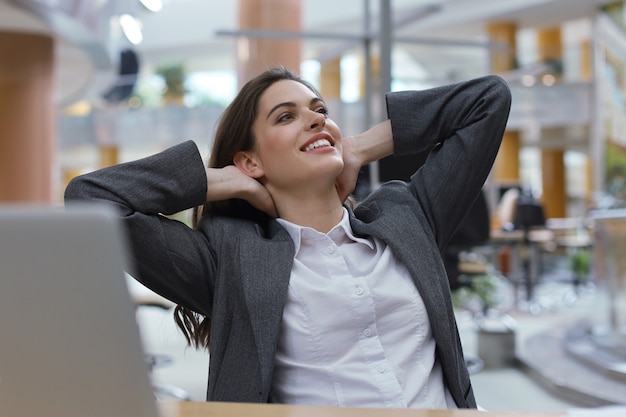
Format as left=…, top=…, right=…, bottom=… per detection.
left=65, top=66, right=511, bottom=408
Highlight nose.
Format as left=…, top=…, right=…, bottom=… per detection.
left=309, top=110, right=326, bottom=130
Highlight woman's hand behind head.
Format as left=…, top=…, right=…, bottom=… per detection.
left=205, top=165, right=278, bottom=218
left=335, top=120, right=394, bottom=202
left=335, top=136, right=361, bottom=203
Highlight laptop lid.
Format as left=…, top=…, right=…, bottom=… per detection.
left=0, top=203, right=160, bottom=417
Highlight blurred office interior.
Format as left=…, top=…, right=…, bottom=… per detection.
left=1, top=0, right=626, bottom=412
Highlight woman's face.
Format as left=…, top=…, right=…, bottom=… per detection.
left=247, top=79, right=343, bottom=192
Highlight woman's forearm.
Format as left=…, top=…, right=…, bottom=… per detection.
left=352, top=119, right=394, bottom=166
left=64, top=141, right=207, bottom=216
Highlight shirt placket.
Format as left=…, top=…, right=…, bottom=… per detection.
left=323, top=236, right=407, bottom=408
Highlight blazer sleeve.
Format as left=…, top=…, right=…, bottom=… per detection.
left=64, top=140, right=216, bottom=316
left=385, top=75, right=512, bottom=249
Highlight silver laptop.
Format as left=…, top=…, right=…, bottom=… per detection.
left=0, top=203, right=160, bottom=417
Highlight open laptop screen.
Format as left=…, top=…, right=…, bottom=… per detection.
left=0, top=204, right=160, bottom=417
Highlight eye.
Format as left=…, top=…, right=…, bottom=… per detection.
left=276, top=112, right=294, bottom=123
left=316, top=106, right=329, bottom=117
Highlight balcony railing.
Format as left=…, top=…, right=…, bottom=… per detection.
left=507, top=82, right=593, bottom=130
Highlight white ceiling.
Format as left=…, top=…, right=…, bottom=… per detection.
left=134, top=0, right=613, bottom=68
left=0, top=0, right=618, bottom=104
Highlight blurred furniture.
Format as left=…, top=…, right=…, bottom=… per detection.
left=490, top=228, right=553, bottom=311
left=514, top=193, right=548, bottom=306
left=544, top=217, right=593, bottom=301
left=491, top=188, right=553, bottom=311
left=590, top=210, right=626, bottom=352
left=126, top=275, right=191, bottom=401
left=443, top=190, right=491, bottom=291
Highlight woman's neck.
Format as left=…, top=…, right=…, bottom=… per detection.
left=271, top=188, right=344, bottom=233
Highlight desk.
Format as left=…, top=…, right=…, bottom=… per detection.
left=490, top=229, right=554, bottom=309
left=158, top=401, right=565, bottom=417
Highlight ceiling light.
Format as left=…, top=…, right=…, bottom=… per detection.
left=139, top=0, right=163, bottom=12
left=541, top=74, right=556, bottom=86
left=521, top=75, right=535, bottom=87
left=120, top=14, right=143, bottom=45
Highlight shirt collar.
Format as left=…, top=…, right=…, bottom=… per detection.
left=275, top=207, right=374, bottom=255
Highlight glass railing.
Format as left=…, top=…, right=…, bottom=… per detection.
left=507, top=81, right=592, bottom=130
left=56, top=77, right=594, bottom=185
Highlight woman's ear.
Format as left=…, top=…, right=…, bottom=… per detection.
left=233, top=151, right=264, bottom=178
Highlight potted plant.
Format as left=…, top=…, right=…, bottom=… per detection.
left=453, top=271, right=517, bottom=369
left=155, top=63, right=187, bottom=106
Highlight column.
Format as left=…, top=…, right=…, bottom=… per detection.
left=541, top=148, right=566, bottom=218
left=580, top=39, right=593, bottom=82
left=487, top=22, right=517, bottom=73
left=487, top=22, right=521, bottom=190
left=320, top=57, right=341, bottom=99
left=0, top=31, right=55, bottom=203
left=99, top=145, right=119, bottom=168
left=494, top=132, right=521, bottom=183
left=537, top=27, right=563, bottom=70
left=538, top=26, right=567, bottom=218
left=580, top=39, right=595, bottom=209
left=486, top=22, right=519, bottom=280
left=237, top=0, right=302, bottom=85
left=319, top=57, right=343, bottom=129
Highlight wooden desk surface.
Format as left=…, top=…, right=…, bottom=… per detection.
left=158, top=401, right=565, bottom=417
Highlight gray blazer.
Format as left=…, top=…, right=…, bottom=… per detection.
left=65, top=75, right=511, bottom=408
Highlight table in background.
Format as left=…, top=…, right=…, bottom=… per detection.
left=490, top=228, right=554, bottom=310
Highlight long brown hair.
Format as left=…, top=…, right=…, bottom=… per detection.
left=174, top=66, right=321, bottom=350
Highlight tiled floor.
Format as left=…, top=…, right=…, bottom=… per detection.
left=134, top=279, right=618, bottom=412
left=455, top=282, right=610, bottom=412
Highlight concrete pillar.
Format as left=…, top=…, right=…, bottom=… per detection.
left=538, top=26, right=567, bottom=218
left=0, top=31, right=55, bottom=203
left=237, top=0, right=302, bottom=85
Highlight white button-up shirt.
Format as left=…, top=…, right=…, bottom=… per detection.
left=271, top=209, right=456, bottom=408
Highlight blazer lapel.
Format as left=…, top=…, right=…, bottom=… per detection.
left=351, top=204, right=467, bottom=406
left=238, top=223, right=294, bottom=390
left=350, top=206, right=454, bottom=340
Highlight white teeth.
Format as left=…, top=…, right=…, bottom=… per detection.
left=304, top=139, right=331, bottom=152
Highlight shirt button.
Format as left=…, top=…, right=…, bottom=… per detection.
left=355, top=286, right=364, bottom=295
left=377, top=365, right=386, bottom=373
left=364, top=328, right=372, bottom=337
left=326, top=246, right=335, bottom=254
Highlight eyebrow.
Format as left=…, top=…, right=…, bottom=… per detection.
left=266, top=97, right=325, bottom=120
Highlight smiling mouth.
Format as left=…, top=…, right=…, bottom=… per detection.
left=302, top=139, right=333, bottom=152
